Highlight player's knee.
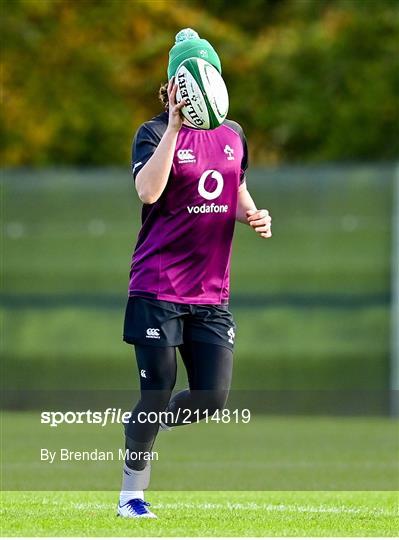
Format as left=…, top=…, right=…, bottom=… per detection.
left=140, top=389, right=173, bottom=412
left=205, top=390, right=228, bottom=415
left=135, top=346, right=177, bottom=391
left=140, top=366, right=176, bottom=392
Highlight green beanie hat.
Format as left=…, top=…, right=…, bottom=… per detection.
left=167, top=28, right=221, bottom=80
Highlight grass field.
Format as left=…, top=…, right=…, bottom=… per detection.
left=2, top=166, right=398, bottom=536
left=1, top=490, right=398, bottom=536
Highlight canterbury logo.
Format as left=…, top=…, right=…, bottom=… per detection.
left=198, top=170, right=224, bottom=200
left=146, top=328, right=160, bottom=339
left=177, top=149, right=196, bottom=163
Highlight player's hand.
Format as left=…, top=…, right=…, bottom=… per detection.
left=246, top=209, right=272, bottom=238
left=167, top=78, right=186, bottom=133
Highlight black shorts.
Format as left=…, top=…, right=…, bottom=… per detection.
left=123, top=296, right=236, bottom=351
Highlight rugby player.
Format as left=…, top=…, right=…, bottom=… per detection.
left=118, top=29, right=272, bottom=518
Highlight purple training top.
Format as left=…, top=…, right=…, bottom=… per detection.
left=129, top=111, right=248, bottom=305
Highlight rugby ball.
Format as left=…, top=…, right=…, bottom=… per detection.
left=175, top=57, right=229, bottom=130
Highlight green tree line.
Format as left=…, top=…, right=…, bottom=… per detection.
left=1, top=0, right=398, bottom=165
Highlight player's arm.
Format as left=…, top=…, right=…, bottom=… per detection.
left=135, top=80, right=186, bottom=204
left=236, top=181, right=272, bottom=239
left=234, top=127, right=272, bottom=238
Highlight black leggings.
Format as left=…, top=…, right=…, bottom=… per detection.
left=124, top=341, right=233, bottom=470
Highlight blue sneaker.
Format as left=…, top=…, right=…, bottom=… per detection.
left=117, top=498, right=157, bottom=519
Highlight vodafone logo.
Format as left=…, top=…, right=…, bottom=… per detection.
left=186, top=169, right=228, bottom=214
left=198, top=170, right=224, bottom=201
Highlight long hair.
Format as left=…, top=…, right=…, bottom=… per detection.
left=159, top=82, right=168, bottom=110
